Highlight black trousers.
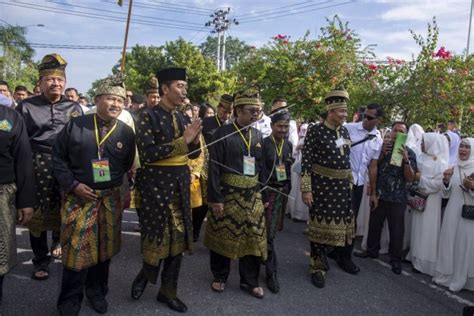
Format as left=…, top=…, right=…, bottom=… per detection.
left=192, top=205, right=208, bottom=240
left=367, top=199, right=405, bottom=263
left=0, top=275, right=4, bottom=303
left=310, top=242, right=353, bottom=273
left=210, top=250, right=261, bottom=288
left=29, top=230, right=59, bottom=268
left=352, top=185, right=365, bottom=221
left=143, top=254, right=183, bottom=299
left=265, top=239, right=277, bottom=276
left=57, top=260, right=110, bottom=315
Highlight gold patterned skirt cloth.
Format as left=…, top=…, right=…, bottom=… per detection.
left=141, top=192, right=191, bottom=267
left=28, top=152, right=61, bottom=237
left=308, top=172, right=355, bottom=247
left=204, top=173, right=267, bottom=260
left=60, top=187, right=122, bottom=271
left=0, top=183, right=17, bottom=276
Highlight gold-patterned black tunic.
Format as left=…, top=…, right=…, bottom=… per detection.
left=136, top=105, right=200, bottom=267
left=204, top=123, right=267, bottom=260
left=300, top=122, right=355, bottom=248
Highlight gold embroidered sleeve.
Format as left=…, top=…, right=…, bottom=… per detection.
left=188, top=143, right=205, bottom=178
left=301, top=173, right=312, bottom=192
left=169, top=136, right=189, bottom=157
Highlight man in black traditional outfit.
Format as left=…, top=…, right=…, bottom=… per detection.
left=301, top=87, right=360, bottom=289
left=131, top=68, right=202, bottom=313
left=16, top=53, right=82, bottom=281
left=201, top=94, right=233, bottom=146
left=0, top=105, right=35, bottom=309
left=261, top=108, right=293, bottom=294
left=53, top=74, right=136, bottom=315
left=204, top=86, right=267, bottom=299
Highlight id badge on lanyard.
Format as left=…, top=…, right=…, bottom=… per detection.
left=243, top=155, right=256, bottom=176
left=92, top=158, right=111, bottom=183
left=276, top=162, right=287, bottom=181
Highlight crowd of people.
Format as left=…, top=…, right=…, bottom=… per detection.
left=0, top=53, right=473, bottom=315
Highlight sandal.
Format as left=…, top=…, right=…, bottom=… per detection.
left=32, top=265, right=49, bottom=281
left=51, top=242, right=62, bottom=260
left=240, top=283, right=264, bottom=299
left=211, top=279, right=226, bottom=293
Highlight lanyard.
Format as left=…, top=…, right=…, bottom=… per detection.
left=94, top=114, right=117, bottom=159
left=233, top=121, right=252, bottom=156
left=215, top=114, right=221, bottom=127
left=271, top=135, right=284, bottom=161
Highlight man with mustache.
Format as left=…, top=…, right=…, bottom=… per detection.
left=16, top=54, right=82, bottom=281
left=301, top=86, right=360, bottom=288
left=205, top=86, right=267, bottom=299
left=261, top=107, right=294, bottom=293
left=131, top=68, right=202, bottom=313
left=53, top=74, right=135, bottom=315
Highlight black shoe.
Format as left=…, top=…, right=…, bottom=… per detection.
left=327, top=250, right=339, bottom=261
left=311, top=271, right=325, bottom=288
left=391, top=261, right=402, bottom=275
left=353, top=251, right=378, bottom=259
left=89, top=298, right=108, bottom=314
left=266, top=273, right=280, bottom=294
left=131, top=270, right=148, bottom=300
left=463, top=306, right=474, bottom=316
left=337, top=259, right=360, bottom=274
left=157, top=292, right=187, bottom=313
left=411, top=266, right=421, bottom=274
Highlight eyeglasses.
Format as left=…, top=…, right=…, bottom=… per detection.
left=243, top=107, right=263, bottom=115
left=364, top=114, right=377, bottom=121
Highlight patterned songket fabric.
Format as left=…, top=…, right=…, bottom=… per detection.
left=300, top=121, right=355, bottom=247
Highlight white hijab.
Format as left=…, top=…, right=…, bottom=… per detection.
left=458, top=137, right=474, bottom=170
left=418, top=133, right=449, bottom=179
left=406, top=124, right=424, bottom=157
left=445, top=130, right=461, bottom=166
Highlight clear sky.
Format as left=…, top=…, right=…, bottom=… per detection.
left=1, top=0, right=471, bottom=94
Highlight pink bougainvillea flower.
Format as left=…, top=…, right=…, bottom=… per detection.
left=367, top=64, right=377, bottom=70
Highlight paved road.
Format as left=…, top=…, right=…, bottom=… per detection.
left=2, top=208, right=473, bottom=315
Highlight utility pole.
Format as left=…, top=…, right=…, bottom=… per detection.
left=205, top=8, right=238, bottom=72
left=467, top=0, right=473, bottom=57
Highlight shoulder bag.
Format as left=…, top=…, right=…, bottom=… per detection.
left=459, top=167, right=474, bottom=220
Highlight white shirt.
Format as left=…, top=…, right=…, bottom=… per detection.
left=252, top=114, right=272, bottom=138
left=345, top=122, right=382, bottom=186
left=288, top=120, right=298, bottom=155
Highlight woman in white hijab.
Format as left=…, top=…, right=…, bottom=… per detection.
left=406, top=124, right=425, bottom=157
left=407, top=133, right=449, bottom=275
left=433, top=138, right=474, bottom=291
left=445, top=130, right=461, bottom=166
left=404, top=124, right=425, bottom=250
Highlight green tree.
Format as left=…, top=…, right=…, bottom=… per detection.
left=0, top=25, right=38, bottom=89
left=234, top=16, right=371, bottom=119
left=89, top=38, right=236, bottom=104
left=199, top=35, right=251, bottom=70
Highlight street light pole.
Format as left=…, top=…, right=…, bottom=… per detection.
left=467, top=0, right=473, bottom=57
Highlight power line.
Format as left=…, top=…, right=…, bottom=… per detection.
left=239, top=1, right=354, bottom=24
left=236, top=0, right=317, bottom=18
left=239, top=0, right=335, bottom=22
left=103, top=0, right=212, bottom=16
left=3, top=41, right=129, bottom=49
left=46, top=0, right=204, bottom=26
left=0, top=1, right=204, bottom=31
left=141, top=0, right=214, bottom=13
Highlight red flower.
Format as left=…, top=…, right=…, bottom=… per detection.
left=315, top=42, right=321, bottom=49
left=367, top=64, right=377, bottom=70
left=435, top=47, right=452, bottom=59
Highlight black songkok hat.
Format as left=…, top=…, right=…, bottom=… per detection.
left=271, top=109, right=291, bottom=123
left=156, top=67, right=187, bottom=83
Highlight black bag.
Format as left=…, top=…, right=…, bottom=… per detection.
left=459, top=167, right=474, bottom=220
left=462, top=204, right=474, bottom=220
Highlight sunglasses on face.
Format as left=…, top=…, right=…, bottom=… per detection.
left=364, top=114, right=377, bottom=121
